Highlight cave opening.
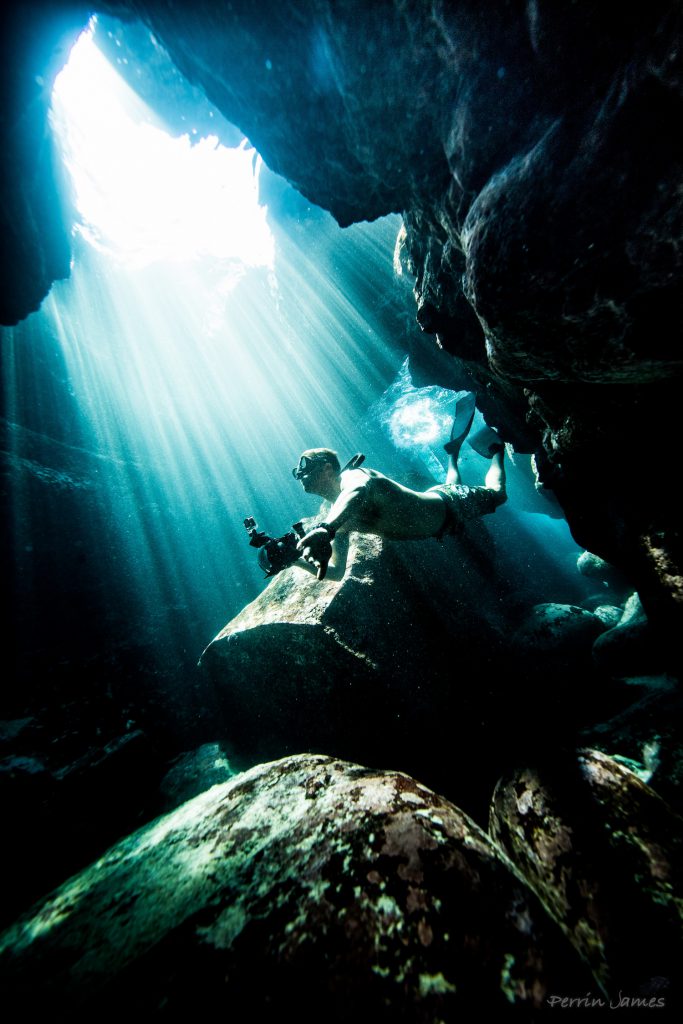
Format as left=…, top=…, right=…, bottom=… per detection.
left=51, top=21, right=275, bottom=269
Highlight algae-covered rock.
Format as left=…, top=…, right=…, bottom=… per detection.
left=0, top=753, right=591, bottom=1018
left=591, top=604, right=623, bottom=629
left=489, top=749, right=683, bottom=1001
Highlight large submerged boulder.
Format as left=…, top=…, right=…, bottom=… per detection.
left=0, top=753, right=592, bottom=1018
left=199, top=512, right=624, bottom=806
left=199, top=524, right=515, bottom=803
left=489, top=749, right=683, bottom=1003
left=510, top=602, right=608, bottom=657
left=200, top=516, right=625, bottom=814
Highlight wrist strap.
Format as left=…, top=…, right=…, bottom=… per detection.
left=317, top=522, right=336, bottom=539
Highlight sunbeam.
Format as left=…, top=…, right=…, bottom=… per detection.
left=3, top=19, right=410, bottom=677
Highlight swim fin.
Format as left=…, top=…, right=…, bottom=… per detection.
left=444, top=392, right=476, bottom=454
left=468, top=424, right=504, bottom=458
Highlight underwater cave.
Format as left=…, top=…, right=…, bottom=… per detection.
left=1, top=1, right=682, bottom=1016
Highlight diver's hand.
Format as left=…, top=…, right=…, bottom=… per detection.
left=296, top=527, right=333, bottom=581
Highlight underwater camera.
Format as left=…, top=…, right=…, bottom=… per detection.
left=243, top=516, right=306, bottom=578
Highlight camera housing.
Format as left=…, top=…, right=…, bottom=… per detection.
left=244, top=517, right=305, bottom=578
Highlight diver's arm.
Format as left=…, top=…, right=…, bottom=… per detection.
left=294, top=532, right=348, bottom=582
left=296, top=472, right=370, bottom=579
left=321, top=470, right=372, bottom=536
left=294, top=555, right=320, bottom=577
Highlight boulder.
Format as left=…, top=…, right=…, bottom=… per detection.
left=159, top=741, right=242, bottom=811
left=577, top=551, right=630, bottom=590
left=510, top=602, right=607, bottom=657
left=581, top=686, right=683, bottom=814
left=489, top=749, right=683, bottom=1002
left=592, top=592, right=664, bottom=676
left=591, top=604, right=623, bottom=629
left=199, top=523, right=521, bottom=804
left=0, top=753, right=591, bottom=1017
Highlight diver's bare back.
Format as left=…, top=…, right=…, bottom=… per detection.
left=339, top=467, right=446, bottom=540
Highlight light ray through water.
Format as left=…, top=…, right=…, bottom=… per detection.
left=3, top=22, right=406, bottom=674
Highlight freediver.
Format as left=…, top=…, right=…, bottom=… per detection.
left=292, top=393, right=506, bottom=580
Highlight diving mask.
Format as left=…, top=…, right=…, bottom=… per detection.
left=292, top=455, right=321, bottom=480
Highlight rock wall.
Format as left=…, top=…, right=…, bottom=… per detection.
left=0, top=4, right=87, bottom=324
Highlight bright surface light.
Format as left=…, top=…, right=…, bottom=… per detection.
left=367, top=357, right=458, bottom=453
left=51, top=24, right=274, bottom=269
left=389, top=398, right=444, bottom=447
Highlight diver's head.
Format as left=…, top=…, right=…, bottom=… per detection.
left=292, top=448, right=341, bottom=498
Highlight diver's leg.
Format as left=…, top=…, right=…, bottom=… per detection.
left=469, top=423, right=506, bottom=495
left=446, top=452, right=461, bottom=485
left=444, top=393, right=476, bottom=485
left=485, top=448, right=506, bottom=496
